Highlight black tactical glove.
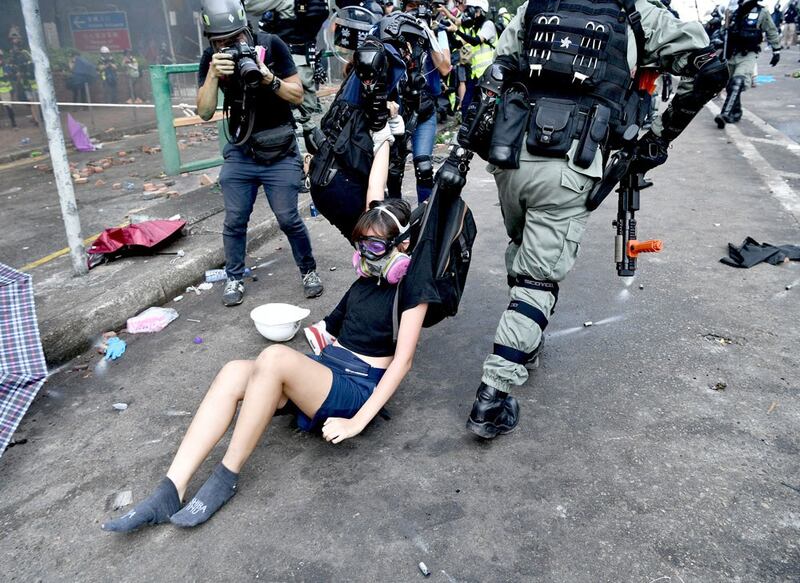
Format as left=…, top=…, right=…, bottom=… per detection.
left=770, top=50, right=780, bottom=67
left=435, top=147, right=470, bottom=196
left=630, top=132, right=669, bottom=175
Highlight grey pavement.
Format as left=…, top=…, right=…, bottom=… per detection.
left=1, top=51, right=799, bottom=581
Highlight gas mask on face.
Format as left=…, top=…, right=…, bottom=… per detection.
left=352, top=206, right=411, bottom=284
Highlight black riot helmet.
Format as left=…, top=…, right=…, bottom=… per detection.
left=354, top=36, right=389, bottom=85
left=201, top=0, right=250, bottom=41
left=376, top=12, right=428, bottom=50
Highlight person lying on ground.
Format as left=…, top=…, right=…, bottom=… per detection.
left=101, top=199, right=428, bottom=532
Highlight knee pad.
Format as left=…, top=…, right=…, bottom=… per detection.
left=413, top=155, right=434, bottom=188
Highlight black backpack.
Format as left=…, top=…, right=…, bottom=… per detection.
left=393, top=188, right=477, bottom=338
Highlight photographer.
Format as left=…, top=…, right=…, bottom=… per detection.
left=197, top=0, right=324, bottom=306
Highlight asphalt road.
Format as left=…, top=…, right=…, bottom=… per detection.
left=1, top=51, right=799, bottom=582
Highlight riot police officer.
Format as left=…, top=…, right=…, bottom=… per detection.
left=251, top=0, right=330, bottom=152
left=714, top=0, right=781, bottom=128
left=459, top=0, right=728, bottom=438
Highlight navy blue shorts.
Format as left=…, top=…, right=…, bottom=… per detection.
left=297, top=345, right=386, bottom=432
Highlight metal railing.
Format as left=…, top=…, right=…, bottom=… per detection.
left=149, top=63, right=224, bottom=176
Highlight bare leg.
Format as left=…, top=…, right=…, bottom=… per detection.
left=166, top=360, right=253, bottom=499
left=221, top=345, right=333, bottom=472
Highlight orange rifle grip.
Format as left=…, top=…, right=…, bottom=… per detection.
left=627, top=239, right=663, bottom=257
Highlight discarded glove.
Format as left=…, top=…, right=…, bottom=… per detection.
left=720, top=236, right=800, bottom=268
left=104, top=336, right=127, bottom=360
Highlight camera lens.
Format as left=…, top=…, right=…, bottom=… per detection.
left=237, top=57, right=263, bottom=89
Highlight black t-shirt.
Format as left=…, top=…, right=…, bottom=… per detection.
left=198, top=33, right=297, bottom=134
left=324, top=277, right=424, bottom=358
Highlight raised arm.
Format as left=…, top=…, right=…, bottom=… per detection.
left=322, top=303, right=428, bottom=443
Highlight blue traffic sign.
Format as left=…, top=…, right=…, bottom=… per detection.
left=69, top=12, right=128, bottom=32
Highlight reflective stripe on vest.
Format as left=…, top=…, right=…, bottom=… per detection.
left=469, top=35, right=494, bottom=78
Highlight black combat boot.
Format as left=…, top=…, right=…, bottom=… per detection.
left=466, top=383, right=520, bottom=439
left=715, top=76, right=744, bottom=128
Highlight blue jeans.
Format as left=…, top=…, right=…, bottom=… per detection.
left=219, top=143, right=316, bottom=279
left=411, top=114, right=437, bottom=203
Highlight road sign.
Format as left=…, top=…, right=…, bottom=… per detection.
left=69, top=11, right=131, bottom=52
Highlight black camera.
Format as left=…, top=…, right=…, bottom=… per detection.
left=220, top=41, right=263, bottom=89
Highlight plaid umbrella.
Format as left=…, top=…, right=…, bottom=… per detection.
left=0, top=263, right=48, bottom=457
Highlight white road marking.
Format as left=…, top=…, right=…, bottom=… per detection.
left=706, top=102, right=800, bottom=222
left=748, top=136, right=800, bottom=155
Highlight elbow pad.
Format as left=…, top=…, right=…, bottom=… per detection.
left=660, top=49, right=728, bottom=143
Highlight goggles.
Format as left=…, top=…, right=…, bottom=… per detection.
left=354, top=205, right=411, bottom=260
left=355, top=236, right=394, bottom=261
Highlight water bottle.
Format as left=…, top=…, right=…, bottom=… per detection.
left=204, top=269, right=227, bottom=283
left=309, top=202, right=319, bottom=217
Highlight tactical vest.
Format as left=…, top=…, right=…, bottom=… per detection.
left=264, top=0, right=328, bottom=46
left=519, top=0, right=648, bottom=159
left=728, top=4, right=763, bottom=55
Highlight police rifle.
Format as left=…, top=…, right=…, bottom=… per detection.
left=586, top=124, right=663, bottom=277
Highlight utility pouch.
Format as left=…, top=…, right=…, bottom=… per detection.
left=488, top=86, right=529, bottom=169
left=309, top=138, right=338, bottom=187
left=248, top=124, right=296, bottom=165
left=573, top=104, right=610, bottom=169
left=526, top=98, right=578, bottom=159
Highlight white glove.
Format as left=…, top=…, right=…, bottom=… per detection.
left=388, top=114, right=405, bottom=137
left=371, top=123, right=394, bottom=154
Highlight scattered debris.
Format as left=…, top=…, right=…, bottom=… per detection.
left=583, top=321, right=593, bottom=327
left=186, top=318, right=202, bottom=323
left=112, top=402, right=129, bottom=411
left=703, top=333, right=737, bottom=346
left=711, top=382, right=727, bottom=392
left=94, top=179, right=106, bottom=187
left=173, top=295, right=184, bottom=302
left=638, top=284, right=644, bottom=290
left=127, top=307, right=179, bottom=333
left=787, top=284, right=794, bottom=291
left=112, top=182, right=122, bottom=190
left=330, top=266, right=337, bottom=271
left=767, top=401, right=778, bottom=414
left=418, top=562, right=431, bottom=577
left=193, top=337, right=204, bottom=344
left=198, top=282, right=213, bottom=291
left=112, top=490, right=133, bottom=510
left=199, top=173, right=215, bottom=186
left=205, top=269, right=227, bottom=283
left=4, top=438, right=28, bottom=451
left=165, top=410, right=192, bottom=417
left=721, top=237, right=800, bottom=268
left=72, top=363, right=90, bottom=372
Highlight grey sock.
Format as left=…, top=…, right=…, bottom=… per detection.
left=169, top=463, right=238, bottom=528
left=101, top=477, right=181, bottom=533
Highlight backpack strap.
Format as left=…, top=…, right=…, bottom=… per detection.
left=392, top=285, right=400, bottom=343
left=617, top=0, right=646, bottom=66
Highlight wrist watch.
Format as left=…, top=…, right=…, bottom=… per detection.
left=270, top=75, right=281, bottom=92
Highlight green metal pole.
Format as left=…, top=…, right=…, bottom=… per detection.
left=149, top=64, right=181, bottom=175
